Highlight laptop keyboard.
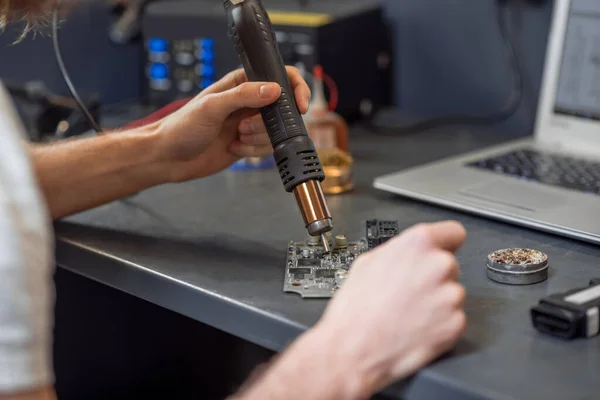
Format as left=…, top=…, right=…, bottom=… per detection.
left=467, top=149, right=600, bottom=195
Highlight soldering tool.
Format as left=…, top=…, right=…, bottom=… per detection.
left=224, top=0, right=333, bottom=251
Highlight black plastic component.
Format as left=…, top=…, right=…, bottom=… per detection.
left=274, top=136, right=324, bottom=192
left=531, top=280, right=600, bottom=340
left=289, top=268, right=312, bottom=275
left=367, top=220, right=400, bottom=249
left=297, top=258, right=317, bottom=267
left=225, top=0, right=325, bottom=191
left=316, top=269, right=336, bottom=279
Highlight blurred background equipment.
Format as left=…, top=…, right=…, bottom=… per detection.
left=141, top=0, right=393, bottom=119
left=6, top=81, right=100, bottom=142
left=304, top=65, right=353, bottom=195
left=53, top=0, right=104, bottom=135
left=0, top=1, right=142, bottom=107
left=369, top=0, right=523, bottom=134
left=0, top=0, right=553, bottom=137
left=107, top=0, right=152, bottom=44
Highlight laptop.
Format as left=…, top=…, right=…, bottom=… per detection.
left=374, top=0, right=600, bottom=245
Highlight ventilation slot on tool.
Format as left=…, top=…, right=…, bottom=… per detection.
left=253, top=6, right=272, bottom=43
left=304, top=168, right=322, bottom=175
left=283, top=176, right=295, bottom=185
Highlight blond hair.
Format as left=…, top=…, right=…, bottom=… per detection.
left=0, top=0, right=52, bottom=39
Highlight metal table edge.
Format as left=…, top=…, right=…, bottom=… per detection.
left=55, top=237, right=308, bottom=352
left=55, top=237, right=510, bottom=400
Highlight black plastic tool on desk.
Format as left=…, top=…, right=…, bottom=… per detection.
left=531, top=279, right=600, bottom=340
left=224, top=0, right=333, bottom=250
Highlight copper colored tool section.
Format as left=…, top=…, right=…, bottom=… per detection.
left=293, top=180, right=333, bottom=236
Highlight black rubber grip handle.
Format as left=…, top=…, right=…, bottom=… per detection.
left=224, top=0, right=309, bottom=146
left=224, top=0, right=325, bottom=192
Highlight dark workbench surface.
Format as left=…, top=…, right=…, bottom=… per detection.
left=55, top=126, right=600, bottom=400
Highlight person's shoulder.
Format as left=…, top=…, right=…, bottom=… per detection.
left=0, top=79, right=14, bottom=113
left=0, top=79, right=27, bottom=137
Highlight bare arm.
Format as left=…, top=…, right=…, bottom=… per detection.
left=0, top=387, right=56, bottom=400
left=27, top=68, right=311, bottom=221
left=231, top=325, right=374, bottom=400
left=29, top=125, right=168, bottom=220
left=233, top=222, right=468, bottom=400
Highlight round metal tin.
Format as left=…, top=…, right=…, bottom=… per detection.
left=486, top=248, right=549, bottom=285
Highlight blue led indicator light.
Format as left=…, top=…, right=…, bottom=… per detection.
left=202, top=51, right=215, bottom=64
left=149, top=63, right=169, bottom=80
left=200, top=38, right=215, bottom=49
left=202, top=65, right=216, bottom=77
left=148, top=37, right=168, bottom=53
left=201, top=77, right=214, bottom=89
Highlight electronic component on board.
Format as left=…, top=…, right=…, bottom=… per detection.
left=367, top=219, right=400, bottom=249
left=284, top=220, right=400, bottom=298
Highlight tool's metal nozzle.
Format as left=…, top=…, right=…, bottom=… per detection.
left=321, top=233, right=331, bottom=253
left=293, top=180, right=333, bottom=236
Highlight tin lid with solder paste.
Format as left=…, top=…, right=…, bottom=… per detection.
left=486, top=248, right=549, bottom=285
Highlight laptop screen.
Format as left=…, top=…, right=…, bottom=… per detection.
left=554, top=0, right=600, bottom=122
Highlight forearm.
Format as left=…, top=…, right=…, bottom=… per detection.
left=29, top=124, right=169, bottom=220
left=0, top=387, right=56, bottom=400
left=232, top=324, right=376, bottom=400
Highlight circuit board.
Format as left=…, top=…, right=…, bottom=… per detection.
left=283, top=220, right=399, bottom=298
left=283, top=237, right=367, bottom=298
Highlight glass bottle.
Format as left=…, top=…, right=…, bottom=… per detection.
left=304, top=65, right=353, bottom=194
left=304, top=65, right=349, bottom=153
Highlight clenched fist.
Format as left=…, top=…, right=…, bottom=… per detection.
left=233, top=221, right=468, bottom=400
left=317, top=221, right=467, bottom=393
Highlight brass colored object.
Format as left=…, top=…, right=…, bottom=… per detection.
left=319, top=148, right=355, bottom=195
left=334, top=235, right=348, bottom=249
left=488, top=248, right=548, bottom=265
left=293, top=180, right=333, bottom=236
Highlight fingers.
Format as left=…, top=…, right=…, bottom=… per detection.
left=429, top=221, right=467, bottom=253
left=434, top=309, right=467, bottom=356
left=409, top=221, right=467, bottom=253
left=203, top=66, right=311, bottom=114
left=196, top=82, right=282, bottom=125
left=239, top=131, right=272, bottom=147
left=238, top=114, right=265, bottom=135
left=437, top=282, right=466, bottom=309
left=425, top=250, right=461, bottom=282
left=230, top=142, right=273, bottom=158
left=201, top=68, right=248, bottom=95
left=238, top=115, right=272, bottom=146
left=287, top=66, right=311, bottom=113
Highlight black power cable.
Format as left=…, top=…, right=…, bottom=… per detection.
left=368, top=1, right=523, bottom=134
left=52, top=0, right=103, bottom=134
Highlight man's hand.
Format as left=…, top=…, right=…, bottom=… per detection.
left=317, top=221, right=467, bottom=393
left=30, top=67, right=310, bottom=219
left=0, top=387, right=56, bottom=400
left=234, top=221, right=467, bottom=400
left=153, top=67, right=310, bottom=182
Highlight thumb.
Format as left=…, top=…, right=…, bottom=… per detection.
left=199, top=82, right=281, bottom=124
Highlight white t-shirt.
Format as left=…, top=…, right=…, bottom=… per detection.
left=0, top=82, right=54, bottom=392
